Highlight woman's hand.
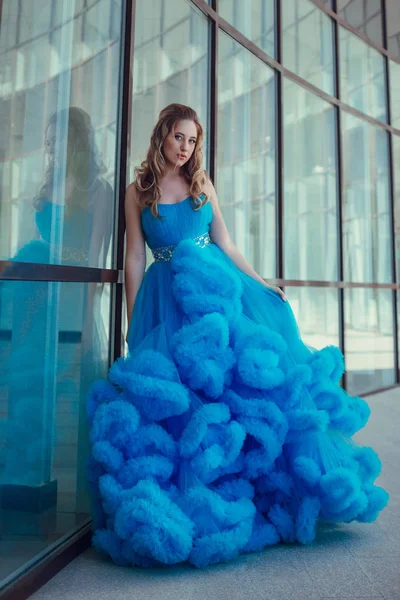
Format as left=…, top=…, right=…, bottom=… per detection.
left=265, top=283, right=287, bottom=302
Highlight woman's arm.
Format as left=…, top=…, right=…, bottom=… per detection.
left=207, top=178, right=286, bottom=302
left=125, top=183, right=146, bottom=327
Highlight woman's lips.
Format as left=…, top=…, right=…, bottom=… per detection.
left=178, top=154, right=187, bottom=160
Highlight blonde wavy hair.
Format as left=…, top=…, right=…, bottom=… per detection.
left=33, top=106, right=106, bottom=216
left=134, top=104, right=209, bottom=218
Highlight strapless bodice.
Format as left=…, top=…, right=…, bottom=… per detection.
left=35, top=200, right=92, bottom=249
left=141, top=196, right=213, bottom=250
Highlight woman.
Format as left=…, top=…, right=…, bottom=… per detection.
left=87, top=104, right=388, bottom=569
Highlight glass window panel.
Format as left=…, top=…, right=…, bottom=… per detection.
left=285, top=286, right=340, bottom=351
left=0, top=0, right=18, bottom=53
left=284, top=80, right=338, bottom=281
left=389, top=60, right=400, bottom=129
left=282, top=0, right=335, bottom=96
left=19, top=0, right=52, bottom=44
left=392, top=135, right=400, bottom=284
left=342, top=113, right=392, bottom=283
left=386, top=0, right=400, bottom=58
left=0, top=280, right=111, bottom=585
left=53, top=0, right=85, bottom=27
left=83, top=0, right=113, bottom=55
left=219, top=0, right=275, bottom=58
left=339, top=26, right=387, bottom=122
left=337, top=0, right=383, bottom=47
left=345, top=288, right=396, bottom=395
left=0, top=0, right=122, bottom=269
left=129, top=0, right=209, bottom=200
left=218, top=32, right=277, bottom=280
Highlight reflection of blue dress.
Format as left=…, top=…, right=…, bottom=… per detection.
left=87, top=196, right=389, bottom=569
left=11, top=199, right=93, bottom=265
left=0, top=198, right=104, bottom=487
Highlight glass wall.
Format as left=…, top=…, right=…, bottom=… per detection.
left=282, top=0, right=335, bottom=96
left=283, top=81, right=338, bottom=282
left=0, top=1, right=120, bottom=269
left=286, top=286, right=340, bottom=351
left=0, top=0, right=123, bottom=589
left=337, top=0, right=383, bottom=46
left=389, top=60, right=400, bottom=130
left=386, top=0, right=400, bottom=58
left=341, top=113, right=395, bottom=392
left=339, top=26, right=387, bottom=122
left=0, top=280, right=111, bottom=581
left=344, top=288, right=396, bottom=395
left=217, top=32, right=276, bottom=279
left=341, top=114, right=392, bottom=284
left=219, top=0, right=275, bottom=58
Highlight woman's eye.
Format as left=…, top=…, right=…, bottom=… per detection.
left=175, top=135, right=182, bottom=141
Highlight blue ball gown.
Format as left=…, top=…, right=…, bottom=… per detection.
left=87, top=195, right=389, bottom=569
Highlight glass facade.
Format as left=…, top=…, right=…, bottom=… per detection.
left=389, top=59, right=400, bottom=130
left=219, top=0, right=275, bottom=58
left=386, top=0, right=400, bottom=58
left=0, top=0, right=121, bottom=269
left=217, top=32, right=276, bottom=279
left=282, top=0, right=335, bottom=96
left=283, top=80, right=338, bottom=281
left=339, top=26, right=387, bottom=122
left=344, top=288, right=396, bottom=395
left=338, top=0, right=384, bottom=47
left=0, top=0, right=123, bottom=591
left=0, top=0, right=399, bottom=594
left=341, top=113, right=392, bottom=284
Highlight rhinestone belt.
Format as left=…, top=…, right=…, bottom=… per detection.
left=152, top=231, right=212, bottom=262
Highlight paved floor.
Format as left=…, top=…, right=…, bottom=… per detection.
left=31, top=388, right=400, bottom=600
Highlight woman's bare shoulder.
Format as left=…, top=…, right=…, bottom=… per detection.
left=126, top=182, right=143, bottom=210
left=202, top=172, right=217, bottom=203
left=126, top=181, right=138, bottom=199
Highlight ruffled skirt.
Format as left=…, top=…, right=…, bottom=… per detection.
left=86, top=239, right=389, bottom=568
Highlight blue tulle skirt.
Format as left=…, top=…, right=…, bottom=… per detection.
left=87, top=238, right=389, bottom=568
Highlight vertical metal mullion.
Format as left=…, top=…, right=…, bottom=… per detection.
left=111, top=0, right=135, bottom=364
left=333, top=8, right=347, bottom=389
left=276, top=0, right=284, bottom=282
left=381, top=0, right=388, bottom=50
left=209, top=0, right=219, bottom=184
left=379, top=0, right=386, bottom=50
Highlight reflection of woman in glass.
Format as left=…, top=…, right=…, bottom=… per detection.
left=87, top=104, right=388, bottom=569
left=0, top=107, right=112, bottom=494
left=32, top=106, right=113, bottom=269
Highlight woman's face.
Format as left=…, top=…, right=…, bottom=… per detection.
left=162, top=119, right=198, bottom=169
